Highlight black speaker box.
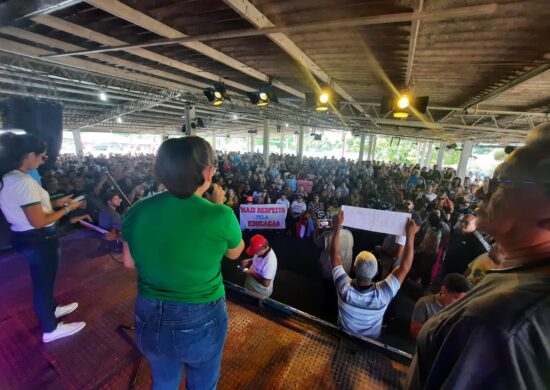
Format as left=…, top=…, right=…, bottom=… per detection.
left=2, top=96, right=63, bottom=170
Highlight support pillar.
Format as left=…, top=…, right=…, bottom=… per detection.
left=418, top=141, right=428, bottom=166
left=341, top=132, right=346, bottom=159
left=368, top=134, right=377, bottom=161
left=424, top=141, right=433, bottom=167
left=249, top=133, right=255, bottom=153
left=358, top=132, right=366, bottom=162
left=72, top=129, right=83, bottom=157
left=184, top=103, right=196, bottom=136
left=436, top=141, right=446, bottom=169
left=297, top=126, right=304, bottom=162
left=263, top=119, right=269, bottom=166
left=457, top=140, right=474, bottom=180
left=280, top=131, right=284, bottom=155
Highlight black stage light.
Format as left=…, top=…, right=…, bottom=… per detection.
left=380, top=93, right=429, bottom=119
left=204, top=83, right=230, bottom=106
left=247, top=85, right=278, bottom=107
left=305, top=87, right=339, bottom=111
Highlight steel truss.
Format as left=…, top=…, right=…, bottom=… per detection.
left=0, top=51, right=546, bottom=143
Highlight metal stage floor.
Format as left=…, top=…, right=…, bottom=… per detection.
left=0, top=231, right=409, bottom=389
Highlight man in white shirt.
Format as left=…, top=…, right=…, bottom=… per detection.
left=241, top=234, right=277, bottom=299
left=330, top=212, right=419, bottom=339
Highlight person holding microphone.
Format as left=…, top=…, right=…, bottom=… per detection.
left=122, top=136, right=244, bottom=390
left=0, top=133, right=85, bottom=343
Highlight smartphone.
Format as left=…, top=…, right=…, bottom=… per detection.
left=71, top=195, right=86, bottom=203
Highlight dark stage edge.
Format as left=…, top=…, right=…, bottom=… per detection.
left=0, top=231, right=409, bottom=389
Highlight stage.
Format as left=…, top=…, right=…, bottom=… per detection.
left=0, top=231, right=409, bottom=389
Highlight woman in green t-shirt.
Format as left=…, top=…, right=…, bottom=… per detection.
left=122, top=137, right=244, bottom=389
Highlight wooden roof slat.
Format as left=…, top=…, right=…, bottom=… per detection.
left=85, top=0, right=305, bottom=99
left=32, top=15, right=255, bottom=93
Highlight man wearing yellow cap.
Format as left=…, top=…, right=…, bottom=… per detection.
left=330, top=212, right=419, bottom=339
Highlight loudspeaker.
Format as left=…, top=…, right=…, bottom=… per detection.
left=2, top=97, right=63, bottom=170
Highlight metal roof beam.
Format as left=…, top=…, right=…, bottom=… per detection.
left=0, top=37, right=202, bottom=93
left=0, top=0, right=81, bottom=26
left=463, top=62, right=550, bottom=109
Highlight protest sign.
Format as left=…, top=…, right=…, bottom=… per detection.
left=240, top=204, right=287, bottom=230
left=297, top=180, right=314, bottom=193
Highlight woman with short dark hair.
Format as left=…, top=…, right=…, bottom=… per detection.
left=122, top=136, right=244, bottom=389
left=0, top=133, right=85, bottom=343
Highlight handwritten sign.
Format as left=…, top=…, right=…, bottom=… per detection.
left=240, top=204, right=287, bottom=230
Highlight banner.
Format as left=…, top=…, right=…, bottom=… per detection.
left=297, top=180, right=313, bottom=193
left=240, top=204, right=287, bottom=230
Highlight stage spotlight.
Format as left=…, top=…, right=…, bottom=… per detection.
left=247, top=85, right=278, bottom=107
left=316, top=88, right=333, bottom=111
left=305, top=88, right=338, bottom=111
left=99, top=91, right=108, bottom=101
left=380, top=93, right=429, bottom=119
left=204, top=83, right=229, bottom=106
left=397, top=95, right=410, bottom=109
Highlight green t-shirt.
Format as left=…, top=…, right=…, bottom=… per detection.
left=122, top=192, right=242, bottom=303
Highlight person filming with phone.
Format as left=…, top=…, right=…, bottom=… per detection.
left=0, top=133, right=86, bottom=343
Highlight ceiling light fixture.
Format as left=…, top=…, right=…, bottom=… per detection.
left=99, top=91, right=108, bottom=101
left=204, top=83, right=230, bottom=106
left=247, top=85, right=278, bottom=107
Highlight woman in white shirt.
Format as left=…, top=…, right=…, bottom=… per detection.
left=0, top=133, right=85, bottom=343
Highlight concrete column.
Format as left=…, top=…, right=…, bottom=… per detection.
left=263, top=119, right=269, bottom=166
left=250, top=133, right=255, bottom=153
left=184, top=104, right=195, bottom=136
left=280, top=131, right=284, bottom=155
left=424, top=141, right=433, bottom=167
left=358, top=132, right=366, bottom=162
left=297, top=126, right=304, bottom=162
left=72, top=129, right=83, bottom=157
left=369, top=134, right=377, bottom=161
left=457, top=140, right=474, bottom=180
left=437, top=141, right=446, bottom=169
left=418, top=141, right=427, bottom=165
left=341, top=132, right=346, bottom=158
left=366, top=134, right=374, bottom=160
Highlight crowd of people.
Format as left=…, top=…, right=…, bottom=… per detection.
left=1, top=122, right=548, bottom=389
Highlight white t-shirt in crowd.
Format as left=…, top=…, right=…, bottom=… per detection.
left=276, top=198, right=290, bottom=209
left=0, top=170, right=54, bottom=232
left=251, top=249, right=278, bottom=282
left=290, top=200, right=307, bottom=215
left=332, top=265, right=401, bottom=339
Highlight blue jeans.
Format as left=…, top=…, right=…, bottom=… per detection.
left=135, top=295, right=228, bottom=390
left=12, top=226, right=59, bottom=332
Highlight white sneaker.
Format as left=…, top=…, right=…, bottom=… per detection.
left=43, top=321, right=86, bottom=343
left=54, top=302, right=79, bottom=319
